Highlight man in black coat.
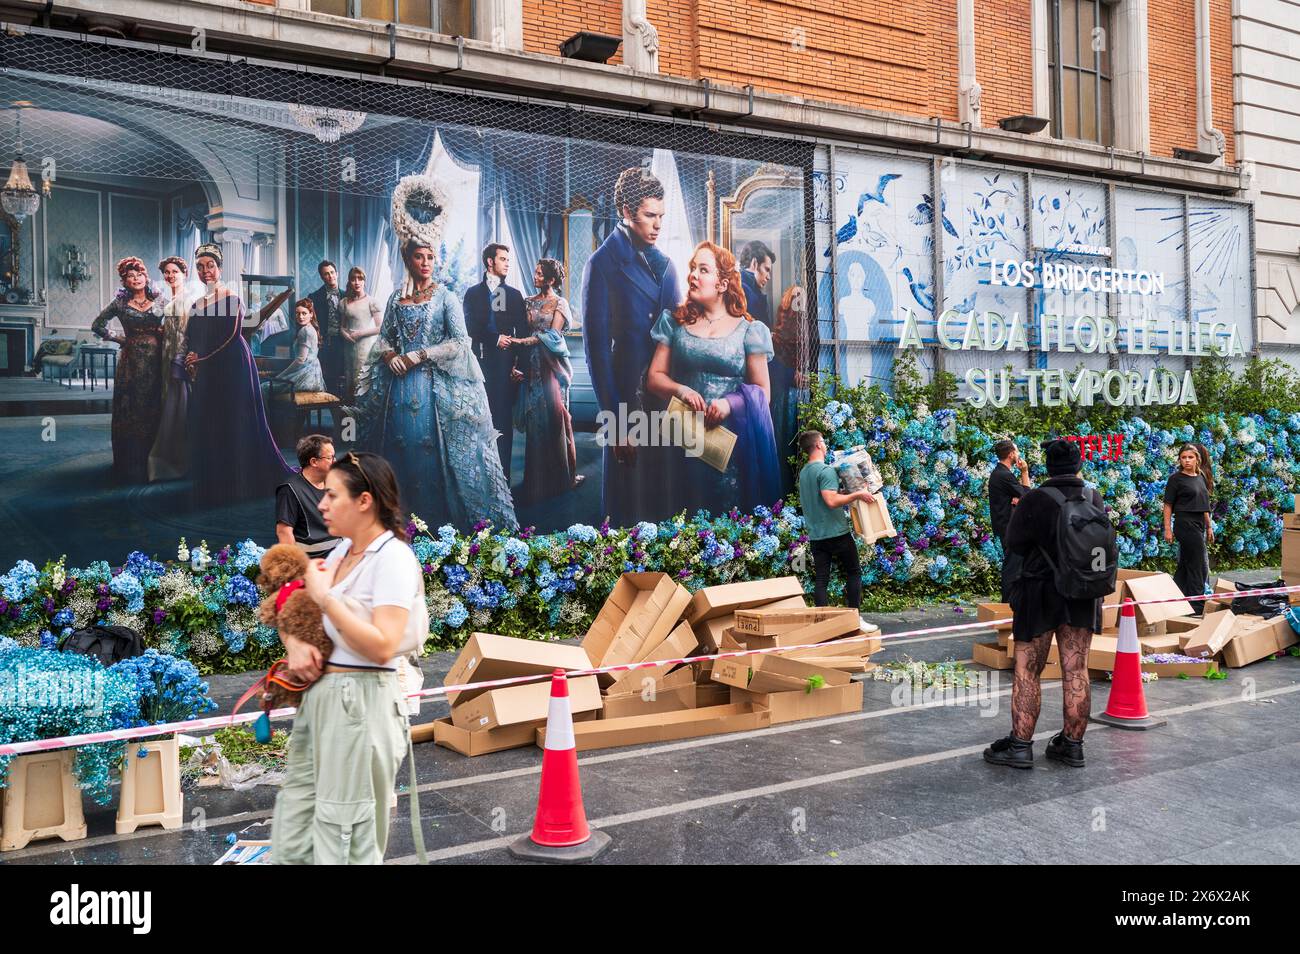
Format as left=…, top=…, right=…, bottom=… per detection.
left=737, top=239, right=774, bottom=328
left=988, top=438, right=1030, bottom=601
left=463, top=243, right=527, bottom=482
left=308, top=260, right=344, bottom=395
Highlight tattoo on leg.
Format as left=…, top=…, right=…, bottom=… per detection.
left=1057, top=624, right=1092, bottom=739
left=1011, top=633, right=1052, bottom=740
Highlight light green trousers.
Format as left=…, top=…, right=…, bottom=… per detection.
left=271, top=671, right=408, bottom=865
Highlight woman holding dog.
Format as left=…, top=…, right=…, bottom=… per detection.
left=271, top=451, right=426, bottom=865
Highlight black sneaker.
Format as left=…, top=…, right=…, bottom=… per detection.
left=1045, top=731, right=1085, bottom=767
left=983, top=734, right=1033, bottom=769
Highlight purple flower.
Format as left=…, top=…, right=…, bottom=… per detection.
left=423, top=563, right=434, bottom=574
left=406, top=521, right=419, bottom=538
left=97, top=584, right=109, bottom=596
left=469, top=542, right=480, bottom=556
left=203, top=574, right=215, bottom=584
left=96, top=597, right=112, bottom=611
left=604, top=546, right=614, bottom=556
left=633, top=550, right=645, bottom=562
left=62, top=579, right=77, bottom=595
left=42, top=597, right=55, bottom=614
left=473, top=519, right=488, bottom=533
left=152, top=608, right=166, bottom=625
left=773, top=499, right=784, bottom=514
left=732, top=546, right=744, bottom=559
left=0, top=599, right=8, bottom=615
left=678, top=569, right=691, bottom=578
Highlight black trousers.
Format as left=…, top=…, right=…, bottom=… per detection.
left=999, top=547, right=1023, bottom=604
left=1173, top=514, right=1208, bottom=611
left=811, top=532, right=862, bottom=608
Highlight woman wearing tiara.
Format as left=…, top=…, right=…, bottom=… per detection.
left=357, top=175, right=516, bottom=531
left=183, top=242, right=292, bottom=505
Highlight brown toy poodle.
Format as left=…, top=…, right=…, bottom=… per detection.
left=256, top=543, right=333, bottom=708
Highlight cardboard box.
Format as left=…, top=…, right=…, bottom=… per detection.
left=973, top=640, right=1014, bottom=670
left=444, top=633, right=593, bottom=705
left=976, top=603, right=1014, bottom=630
left=849, top=495, right=897, bottom=544
left=1123, top=574, right=1196, bottom=626
left=740, top=612, right=863, bottom=651
left=1088, top=635, right=1118, bottom=671
left=781, top=655, right=866, bottom=672
left=604, top=621, right=698, bottom=693
left=685, top=576, right=805, bottom=625
left=601, top=684, right=697, bottom=719
left=538, top=703, right=770, bottom=751
left=582, top=572, right=691, bottom=670
left=1283, top=513, right=1300, bottom=531
left=734, top=606, right=858, bottom=636
left=1141, top=659, right=1220, bottom=678
left=1139, top=633, right=1182, bottom=654
left=782, top=634, right=881, bottom=660
left=604, top=662, right=695, bottom=698
left=1180, top=610, right=1237, bottom=659
left=691, top=596, right=807, bottom=653
left=429, top=717, right=541, bottom=756
left=710, top=652, right=850, bottom=694
left=731, top=680, right=864, bottom=724
left=1165, top=616, right=1204, bottom=635
left=1222, top=614, right=1299, bottom=668
left=451, top=675, right=601, bottom=731
left=1283, top=530, right=1300, bottom=578
left=1103, top=568, right=1162, bottom=629
left=694, top=682, right=732, bottom=708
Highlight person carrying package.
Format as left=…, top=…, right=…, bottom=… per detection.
left=797, top=430, right=874, bottom=610
left=984, top=438, right=1115, bottom=770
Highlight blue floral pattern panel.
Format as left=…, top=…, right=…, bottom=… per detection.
left=828, top=151, right=933, bottom=390
left=1113, top=189, right=1186, bottom=374
left=1030, top=177, right=1110, bottom=374
left=1188, top=198, right=1253, bottom=354
left=940, top=165, right=1029, bottom=381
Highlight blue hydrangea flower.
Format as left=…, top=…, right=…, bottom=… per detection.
left=224, top=575, right=260, bottom=607
left=445, top=600, right=468, bottom=628
left=109, top=572, right=145, bottom=614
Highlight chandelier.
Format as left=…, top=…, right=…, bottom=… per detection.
left=287, top=104, right=367, bottom=144
left=1, top=108, right=40, bottom=223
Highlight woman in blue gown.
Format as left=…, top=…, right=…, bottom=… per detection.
left=358, top=237, right=517, bottom=531
left=183, top=243, right=292, bottom=506
left=645, top=241, right=781, bottom=517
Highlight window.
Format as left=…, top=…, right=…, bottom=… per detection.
left=311, top=0, right=472, bottom=36
left=1048, top=0, right=1113, bottom=146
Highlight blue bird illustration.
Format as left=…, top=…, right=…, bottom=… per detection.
left=910, top=193, right=959, bottom=238
left=902, top=267, right=935, bottom=312
left=835, top=215, right=857, bottom=245
left=856, top=173, right=902, bottom=214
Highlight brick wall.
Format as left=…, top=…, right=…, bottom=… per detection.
left=974, top=0, right=1034, bottom=128
left=1148, top=0, right=1234, bottom=163
left=525, top=0, right=626, bottom=65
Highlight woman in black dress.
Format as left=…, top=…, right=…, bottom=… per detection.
left=1163, top=444, right=1213, bottom=615
left=984, top=439, right=1101, bottom=769
left=90, top=257, right=165, bottom=483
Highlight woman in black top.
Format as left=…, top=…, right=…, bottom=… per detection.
left=1163, top=444, right=1213, bottom=614
left=984, top=439, right=1101, bottom=770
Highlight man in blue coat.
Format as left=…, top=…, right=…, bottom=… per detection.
left=463, top=243, right=528, bottom=482
left=737, top=239, right=774, bottom=328
left=582, top=166, right=681, bottom=526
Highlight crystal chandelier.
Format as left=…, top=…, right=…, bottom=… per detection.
left=1, top=108, right=40, bottom=223
left=287, top=104, right=366, bottom=144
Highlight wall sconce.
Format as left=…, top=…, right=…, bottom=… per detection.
left=61, top=244, right=92, bottom=293
left=998, top=114, right=1050, bottom=134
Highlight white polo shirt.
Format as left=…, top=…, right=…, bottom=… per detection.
left=321, top=531, right=422, bottom=668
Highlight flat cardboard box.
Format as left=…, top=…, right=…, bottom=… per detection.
left=734, top=606, right=858, bottom=636
left=782, top=634, right=881, bottom=660
left=604, top=661, right=695, bottom=699
left=1165, top=616, right=1204, bottom=635
left=730, top=680, right=864, bottom=724
left=695, top=682, right=732, bottom=708
left=582, top=572, right=691, bottom=670
left=1139, top=633, right=1182, bottom=654
left=692, top=596, right=807, bottom=653
left=444, top=633, right=593, bottom=705
left=1141, top=659, right=1220, bottom=678
left=976, top=603, right=1014, bottom=630
left=1180, top=610, right=1237, bottom=659
left=783, top=655, right=866, bottom=672
left=537, top=703, right=770, bottom=751
left=1204, top=578, right=1238, bottom=614
left=686, top=576, right=805, bottom=625
left=973, top=640, right=1014, bottom=670
left=429, top=717, right=541, bottom=755
left=601, top=684, right=697, bottom=719
left=604, top=620, right=699, bottom=693
left=710, top=652, right=850, bottom=693
left=1103, top=568, right=1162, bottom=629
left=451, top=675, right=601, bottom=731
left=740, top=612, right=862, bottom=651
left=1123, top=574, right=1196, bottom=626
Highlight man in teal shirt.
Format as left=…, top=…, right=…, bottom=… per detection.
left=797, top=430, right=875, bottom=607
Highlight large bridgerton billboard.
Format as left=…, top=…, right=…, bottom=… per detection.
left=0, top=40, right=810, bottom=568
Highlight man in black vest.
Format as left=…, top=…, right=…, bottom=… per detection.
left=463, top=243, right=527, bottom=481
left=989, top=438, right=1031, bottom=602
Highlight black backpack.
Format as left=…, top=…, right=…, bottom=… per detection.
left=1036, top=486, right=1118, bottom=601
left=58, top=625, right=145, bottom=667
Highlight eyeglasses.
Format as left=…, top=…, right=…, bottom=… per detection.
left=315, top=452, right=336, bottom=462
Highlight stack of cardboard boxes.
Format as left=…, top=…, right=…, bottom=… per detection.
left=973, top=566, right=1299, bottom=679
left=426, top=573, right=882, bottom=756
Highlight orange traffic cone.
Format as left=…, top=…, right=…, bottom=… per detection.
left=509, top=670, right=611, bottom=862
left=1092, top=599, right=1167, bottom=730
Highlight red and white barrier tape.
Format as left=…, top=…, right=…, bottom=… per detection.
left=3, top=582, right=1298, bottom=758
